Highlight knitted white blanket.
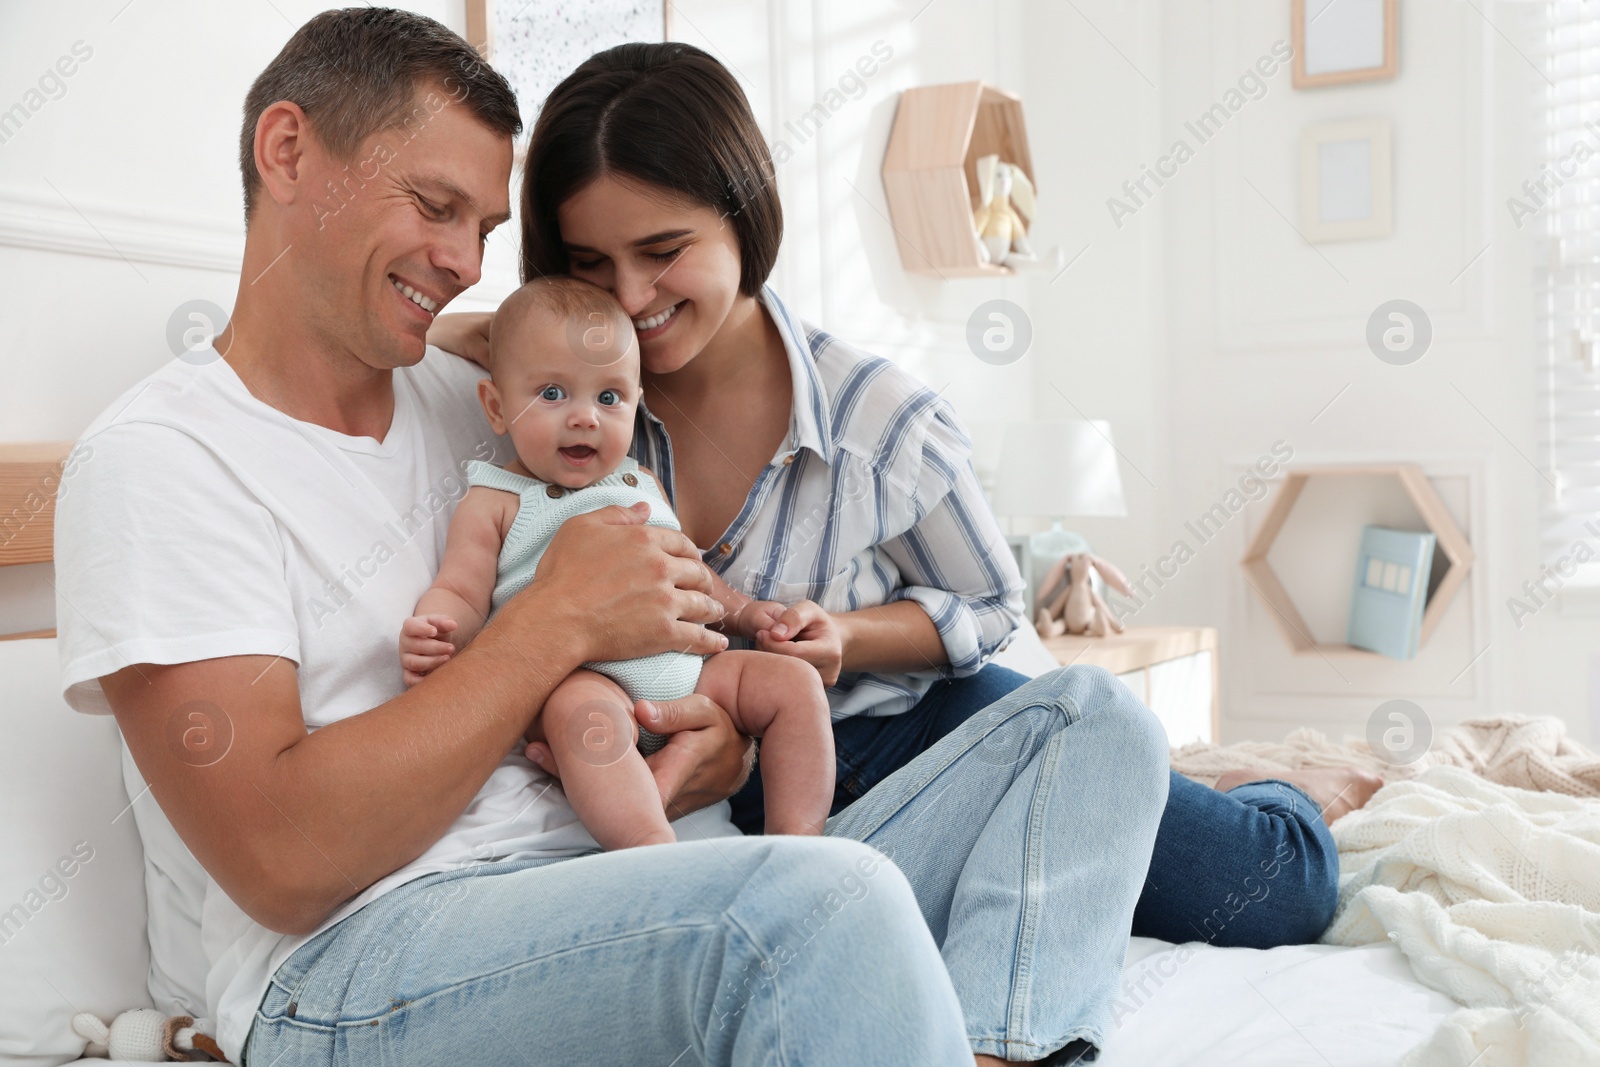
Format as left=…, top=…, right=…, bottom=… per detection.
left=1321, top=766, right=1600, bottom=1066
left=1170, top=715, right=1600, bottom=796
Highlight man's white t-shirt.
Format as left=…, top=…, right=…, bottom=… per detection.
left=54, top=348, right=737, bottom=1063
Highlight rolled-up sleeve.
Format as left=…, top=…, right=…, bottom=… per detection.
left=878, top=404, right=1024, bottom=678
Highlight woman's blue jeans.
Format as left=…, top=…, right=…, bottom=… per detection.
left=244, top=667, right=1170, bottom=1065
left=731, top=664, right=1340, bottom=948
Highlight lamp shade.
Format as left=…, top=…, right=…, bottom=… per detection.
left=993, top=421, right=1127, bottom=518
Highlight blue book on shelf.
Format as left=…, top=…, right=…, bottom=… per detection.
left=1347, top=526, right=1436, bottom=660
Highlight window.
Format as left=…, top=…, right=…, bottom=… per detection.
left=1537, top=2, right=1600, bottom=565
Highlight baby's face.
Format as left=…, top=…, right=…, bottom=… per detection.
left=481, top=304, right=640, bottom=489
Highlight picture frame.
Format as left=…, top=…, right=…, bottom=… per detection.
left=1299, top=118, right=1393, bottom=243
left=1291, top=0, right=1398, bottom=89
left=463, top=0, right=670, bottom=126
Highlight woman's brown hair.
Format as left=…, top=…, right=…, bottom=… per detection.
left=521, top=42, right=782, bottom=296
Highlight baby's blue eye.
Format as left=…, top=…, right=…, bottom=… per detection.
left=598, top=389, right=620, bottom=407
left=540, top=384, right=566, bottom=402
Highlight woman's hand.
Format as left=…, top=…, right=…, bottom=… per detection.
left=754, top=599, right=844, bottom=686
left=523, top=694, right=756, bottom=817
left=426, top=311, right=493, bottom=368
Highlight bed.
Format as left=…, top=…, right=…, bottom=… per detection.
left=0, top=443, right=1467, bottom=1066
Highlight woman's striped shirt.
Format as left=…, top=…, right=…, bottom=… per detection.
left=632, top=287, right=1025, bottom=720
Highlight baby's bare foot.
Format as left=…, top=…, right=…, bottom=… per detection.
left=1214, top=767, right=1384, bottom=827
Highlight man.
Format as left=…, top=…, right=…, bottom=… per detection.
left=56, top=9, right=968, bottom=1063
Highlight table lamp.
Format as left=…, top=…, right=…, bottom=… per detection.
left=992, top=420, right=1128, bottom=615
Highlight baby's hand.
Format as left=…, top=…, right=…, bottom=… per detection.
left=724, top=599, right=787, bottom=640
left=753, top=600, right=844, bottom=686
left=399, top=614, right=459, bottom=686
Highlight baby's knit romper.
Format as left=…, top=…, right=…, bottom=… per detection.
left=467, top=457, right=704, bottom=755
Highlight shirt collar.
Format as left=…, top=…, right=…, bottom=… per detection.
left=760, top=285, right=834, bottom=465
left=636, top=285, right=836, bottom=466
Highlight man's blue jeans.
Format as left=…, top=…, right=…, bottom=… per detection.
left=243, top=667, right=1169, bottom=1065
left=731, top=664, right=1340, bottom=948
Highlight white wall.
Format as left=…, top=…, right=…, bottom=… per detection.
left=1013, top=0, right=1169, bottom=604
left=1018, top=1, right=1593, bottom=744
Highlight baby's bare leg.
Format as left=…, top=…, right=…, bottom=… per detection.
left=695, top=651, right=835, bottom=836
left=541, top=669, right=675, bottom=850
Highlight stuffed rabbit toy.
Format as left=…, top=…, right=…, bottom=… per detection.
left=971, top=154, right=1037, bottom=267
left=1033, top=552, right=1133, bottom=639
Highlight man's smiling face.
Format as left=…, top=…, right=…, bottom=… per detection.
left=289, top=84, right=513, bottom=372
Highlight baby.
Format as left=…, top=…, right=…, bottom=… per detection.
left=399, top=277, right=835, bottom=849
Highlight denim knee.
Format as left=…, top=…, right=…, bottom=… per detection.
left=1047, top=665, right=1169, bottom=787
left=729, top=843, right=970, bottom=1063
left=1306, top=839, right=1340, bottom=938
left=1222, top=789, right=1340, bottom=946
left=1286, top=811, right=1340, bottom=942
left=1234, top=779, right=1341, bottom=943
left=1242, top=831, right=1339, bottom=946
left=743, top=837, right=922, bottom=941
left=730, top=838, right=951, bottom=1024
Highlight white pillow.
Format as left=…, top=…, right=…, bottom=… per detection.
left=0, top=639, right=152, bottom=1067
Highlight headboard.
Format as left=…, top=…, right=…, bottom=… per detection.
left=0, top=442, right=74, bottom=640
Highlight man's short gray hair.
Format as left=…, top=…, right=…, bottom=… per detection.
left=238, top=7, right=520, bottom=220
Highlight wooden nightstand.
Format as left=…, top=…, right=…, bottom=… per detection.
left=1041, top=626, right=1219, bottom=745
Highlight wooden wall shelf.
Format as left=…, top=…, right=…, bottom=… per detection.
left=0, top=442, right=73, bottom=642
left=0, top=442, right=72, bottom=569
left=881, top=81, right=1035, bottom=278
left=1240, top=464, right=1474, bottom=657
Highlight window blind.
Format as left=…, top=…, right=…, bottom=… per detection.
left=1538, top=1, right=1600, bottom=563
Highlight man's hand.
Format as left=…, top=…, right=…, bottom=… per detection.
left=523, top=501, right=728, bottom=663
left=512, top=504, right=747, bottom=818
left=399, top=614, right=459, bottom=686
left=754, top=600, right=845, bottom=686
left=523, top=694, right=754, bottom=817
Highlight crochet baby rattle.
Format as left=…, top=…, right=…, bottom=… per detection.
left=72, top=1009, right=227, bottom=1062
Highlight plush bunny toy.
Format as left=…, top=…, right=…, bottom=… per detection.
left=971, top=153, right=1037, bottom=267
left=1033, top=552, right=1133, bottom=639
left=72, top=1009, right=226, bottom=1062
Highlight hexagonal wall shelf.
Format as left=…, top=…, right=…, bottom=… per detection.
left=1241, top=465, right=1475, bottom=656
left=881, top=81, right=1034, bottom=277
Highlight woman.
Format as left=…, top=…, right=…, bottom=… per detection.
left=431, top=40, right=1373, bottom=1059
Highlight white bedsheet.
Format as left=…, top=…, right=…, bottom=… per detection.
left=1097, top=937, right=1455, bottom=1066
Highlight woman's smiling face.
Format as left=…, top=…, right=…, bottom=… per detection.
left=558, top=173, right=745, bottom=376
